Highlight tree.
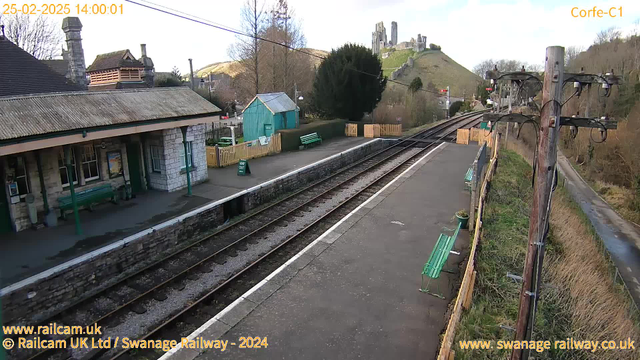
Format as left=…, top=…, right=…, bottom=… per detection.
left=311, top=44, right=387, bottom=121
left=429, top=43, right=441, bottom=50
left=228, top=0, right=266, bottom=97
left=0, top=14, right=62, bottom=59
left=564, top=46, right=584, bottom=68
left=449, top=100, right=463, bottom=116
left=154, top=66, right=183, bottom=87
left=409, top=77, right=423, bottom=94
left=595, top=26, right=621, bottom=45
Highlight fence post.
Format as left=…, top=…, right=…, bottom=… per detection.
left=215, top=144, right=221, bottom=168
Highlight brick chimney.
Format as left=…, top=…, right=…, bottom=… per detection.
left=62, top=17, right=87, bottom=89
left=139, top=44, right=155, bottom=87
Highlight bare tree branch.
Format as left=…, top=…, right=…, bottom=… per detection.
left=0, top=14, right=62, bottom=59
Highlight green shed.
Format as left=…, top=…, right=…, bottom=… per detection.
left=242, top=92, right=298, bottom=142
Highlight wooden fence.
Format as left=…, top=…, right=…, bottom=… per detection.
left=456, top=129, right=470, bottom=145
left=363, top=124, right=402, bottom=138
left=437, top=134, right=501, bottom=360
left=345, top=123, right=358, bottom=137
left=206, top=133, right=281, bottom=168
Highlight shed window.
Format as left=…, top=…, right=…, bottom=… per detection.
left=178, top=141, right=193, bottom=169
left=150, top=145, right=163, bottom=173
left=59, top=149, right=78, bottom=187
left=81, top=145, right=100, bottom=181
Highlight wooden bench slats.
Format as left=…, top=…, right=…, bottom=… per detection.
left=420, top=223, right=462, bottom=298
left=300, top=132, right=322, bottom=147
left=58, top=184, right=117, bottom=218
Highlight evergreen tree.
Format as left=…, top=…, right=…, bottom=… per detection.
left=311, top=44, right=387, bottom=121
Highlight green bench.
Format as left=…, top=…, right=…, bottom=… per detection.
left=300, top=132, right=322, bottom=148
left=58, top=184, right=117, bottom=219
left=420, top=222, right=462, bottom=299
left=464, top=167, right=474, bottom=191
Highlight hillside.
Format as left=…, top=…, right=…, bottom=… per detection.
left=383, top=50, right=483, bottom=99
left=195, top=48, right=329, bottom=78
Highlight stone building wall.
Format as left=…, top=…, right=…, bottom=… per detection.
left=162, top=125, right=208, bottom=192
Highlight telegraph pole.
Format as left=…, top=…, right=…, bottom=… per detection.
left=511, top=46, right=564, bottom=360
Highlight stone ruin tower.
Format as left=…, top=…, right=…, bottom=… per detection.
left=371, top=21, right=387, bottom=55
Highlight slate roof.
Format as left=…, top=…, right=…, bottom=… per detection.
left=87, top=50, right=144, bottom=72
left=0, top=37, right=82, bottom=97
left=41, top=59, right=70, bottom=77
left=0, top=87, right=221, bottom=141
left=245, top=92, right=297, bottom=114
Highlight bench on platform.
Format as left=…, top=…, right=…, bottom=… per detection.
left=300, top=132, right=322, bottom=148
left=420, top=222, right=462, bottom=299
left=58, top=184, right=117, bottom=219
left=464, top=167, right=473, bottom=191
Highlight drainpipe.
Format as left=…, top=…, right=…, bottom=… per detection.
left=65, top=146, right=82, bottom=235
left=36, top=150, right=49, bottom=214
left=181, top=126, right=192, bottom=196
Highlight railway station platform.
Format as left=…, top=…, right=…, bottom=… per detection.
left=0, top=137, right=373, bottom=287
left=168, top=143, right=479, bottom=360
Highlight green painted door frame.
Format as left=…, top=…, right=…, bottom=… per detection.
left=126, top=143, right=143, bottom=194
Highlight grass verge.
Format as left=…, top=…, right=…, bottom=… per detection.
left=453, top=149, right=640, bottom=360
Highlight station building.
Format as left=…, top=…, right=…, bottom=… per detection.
left=0, top=29, right=220, bottom=234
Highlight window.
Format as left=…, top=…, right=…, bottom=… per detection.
left=178, top=141, right=193, bottom=169
left=59, top=149, right=78, bottom=187
left=8, top=156, right=30, bottom=198
left=150, top=145, right=163, bottom=173
left=81, top=145, right=100, bottom=181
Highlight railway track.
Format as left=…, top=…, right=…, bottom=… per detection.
left=7, top=111, right=484, bottom=360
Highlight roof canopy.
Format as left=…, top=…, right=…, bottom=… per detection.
left=87, top=50, right=144, bottom=72
left=245, top=92, right=297, bottom=114
left=0, top=87, right=221, bottom=141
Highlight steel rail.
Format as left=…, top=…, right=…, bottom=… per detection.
left=105, top=113, right=485, bottom=360
left=17, top=112, right=482, bottom=360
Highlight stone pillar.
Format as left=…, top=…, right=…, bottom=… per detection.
left=62, top=17, right=87, bottom=89
left=140, top=44, right=155, bottom=87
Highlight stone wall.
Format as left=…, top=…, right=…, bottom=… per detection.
left=144, top=125, right=208, bottom=192
left=1, top=139, right=392, bottom=325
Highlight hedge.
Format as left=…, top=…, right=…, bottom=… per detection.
left=278, top=119, right=347, bottom=151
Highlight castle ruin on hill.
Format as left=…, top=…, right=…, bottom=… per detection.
left=371, top=21, right=426, bottom=55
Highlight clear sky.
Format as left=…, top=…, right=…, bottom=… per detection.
left=21, top=0, right=640, bottom=74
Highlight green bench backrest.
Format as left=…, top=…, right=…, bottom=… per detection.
left=422, top=223, right=463, bottom=279
left=58, top=184, right=113, bottom=206
left=300, top=133, right=320, bottom=142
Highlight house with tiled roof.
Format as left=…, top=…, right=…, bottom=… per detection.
left=86, top=46, right=154, bottom=90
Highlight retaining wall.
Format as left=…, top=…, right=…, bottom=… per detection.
left=1, top=139, right=392, bottom=325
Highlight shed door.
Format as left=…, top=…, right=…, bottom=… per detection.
left=264, top=124, right=273, bottom=137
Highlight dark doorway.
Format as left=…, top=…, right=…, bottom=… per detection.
left=126, top=143, right=143, bottom=194
left=0, top=166, right=13, bottom=233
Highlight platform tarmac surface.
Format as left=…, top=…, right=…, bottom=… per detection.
left=168, top=143, right=479, bottom=360
left=0, top=136, right=372, bottom=287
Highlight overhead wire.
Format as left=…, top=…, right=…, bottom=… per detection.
left=125, top=0, right=461, bottom=98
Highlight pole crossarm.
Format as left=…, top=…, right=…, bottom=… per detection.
left=482, top=113, right=618, bottom=130
left=497, top=72, right=541, bottom=83
left=564, top=72, right=621, bottom=86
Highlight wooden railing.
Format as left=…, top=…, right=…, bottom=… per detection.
left=206, top=133, right=281, bottom=168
